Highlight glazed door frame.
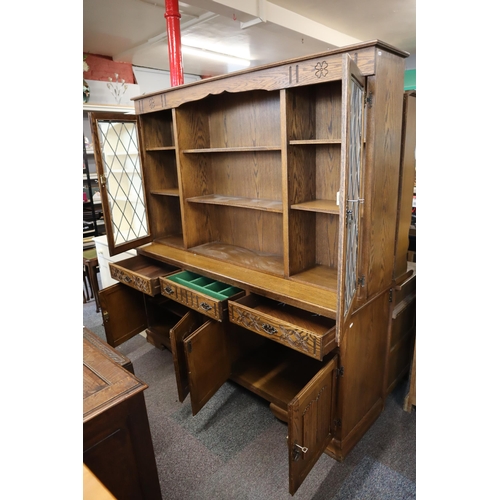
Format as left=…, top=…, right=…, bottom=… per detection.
left=336, top=54, right=366, bottom=344
left=89, top=111, right=152, bottom=256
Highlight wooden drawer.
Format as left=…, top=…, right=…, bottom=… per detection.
left=228, top=294, right=336, bottom=361
left=109, top=255, right=180, bottom=296
left=160, top=270, right=245, bottom=321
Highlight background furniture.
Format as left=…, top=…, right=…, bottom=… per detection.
left=94, top=234, right=137, bottom=289
left=90, top=40, right=414, bottom=495
left=83, top=327, right=161, bottom=500
left=83, top=247, right=100, bottom=313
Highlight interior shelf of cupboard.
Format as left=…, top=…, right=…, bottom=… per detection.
left=137, top=241, right=338, bottom=319
left=229, top=337, right=326, bottom=410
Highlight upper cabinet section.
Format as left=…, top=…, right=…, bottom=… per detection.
left=100, top=41, right=408, bottom=321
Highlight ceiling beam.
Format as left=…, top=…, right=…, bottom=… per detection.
left=211, top=0, right=360, bottom=47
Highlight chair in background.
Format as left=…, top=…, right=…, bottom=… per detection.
left=83, top=247, right=100, bottom=313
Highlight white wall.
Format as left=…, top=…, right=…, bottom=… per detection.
left=132, top=66, right=201, bottom=95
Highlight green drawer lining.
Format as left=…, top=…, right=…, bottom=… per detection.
left=167, top=271, right=243, bottom=300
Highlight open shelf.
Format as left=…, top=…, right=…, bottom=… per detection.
left=151, top=189, right=180, bottom=197
left=290, top=265, right=338, bottom=292
left=289, top=139, right=341, bottom=145
left=189, top=242, right=284, bottom=277
left=146, top=146, right=176, bottom=152
left=154, top=235, right=185, bottom=249
left=291, top=200, right=339, bottom=214
left=186, top=194, right=283, bottom=213
left=183, top=146, right=281, bottom=153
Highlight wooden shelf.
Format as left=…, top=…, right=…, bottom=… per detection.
left=291, top=200, right=339, bottom=214
left=146, top=146, right=176, bottom=152
left=289, top=139, right=341, bottom=145
left=183, top=146, right=281, bottom=154
left=151, top=189, right=180, bottom=197
left=231, top=342, right=322, bottom=409
left=189, top=242, right=284, bottom=277
left=186, top=194, right=283, bottom=213
left=290, top=265, right=338, bottom=292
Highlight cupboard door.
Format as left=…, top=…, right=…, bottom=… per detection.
left=89, top=112, right=152, bottom=257
left=183, top=320, right=231, bottom=416
left=288, top=356, right=338, bottom=495
left=337, top=54, right=366, bottom=344
left=169, top=311, right=205, bottom=403
left=99, top=283, right=147, bottom=347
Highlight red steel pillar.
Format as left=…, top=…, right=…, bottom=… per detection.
left=165, top=0, right=184, bottom=86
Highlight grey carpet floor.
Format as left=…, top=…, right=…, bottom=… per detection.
left=83, top=286, right=416, bottom=500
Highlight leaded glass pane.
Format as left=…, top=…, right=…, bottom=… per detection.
left=96, top=120, right=148, bottom=245
left=344, top=78, right=363, bottom=315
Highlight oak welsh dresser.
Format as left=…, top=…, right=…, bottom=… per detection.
left=88, top=40, right=414, bottom=495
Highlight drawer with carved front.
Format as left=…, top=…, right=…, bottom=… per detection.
left=160, top=271, right=245, bottom=322
left=108, top=255, right=180, bottom=297
left=228, top=294, right=337, bottom=361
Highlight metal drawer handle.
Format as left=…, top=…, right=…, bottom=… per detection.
left=200, top=302, right=212, bottom=311
left=123, top=275, right=132, bottom=283
left=262, top=323, right=277, bottom=335
left=164, top=285, right=174, bottom=295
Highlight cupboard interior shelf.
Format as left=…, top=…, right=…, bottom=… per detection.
left=291, top=200, right=340, bottom=214
left=182, top=146, right=281, bottom=154
left=186, top=194, right=283, bottom=213
left=230, top=340, right=323, bottom=410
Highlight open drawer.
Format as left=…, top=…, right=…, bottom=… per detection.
left=109, top=255, right=180, bottom=296
left=170, top=317, right=339, bottom=496
left=160, top=270, right=245, bottom=321
left=228, top=294, right=337, bottom=360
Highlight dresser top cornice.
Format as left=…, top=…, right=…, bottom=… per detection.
left=132, top=39, right=408, bottom=114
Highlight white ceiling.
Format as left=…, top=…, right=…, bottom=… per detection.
left=83, top=0, right=416, bottom=79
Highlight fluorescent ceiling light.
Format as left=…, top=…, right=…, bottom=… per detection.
left=182, top=45, right=251, bottom=68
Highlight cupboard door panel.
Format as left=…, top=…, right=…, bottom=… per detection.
left=288, top=356, right=338, bottom=495
left=99, top=283, right=147, bottom=348
left=184, top=320, right=231, bottom=416
left=169, top=311, right=205, bottom=403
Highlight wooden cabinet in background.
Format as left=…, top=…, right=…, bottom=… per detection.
left=83, top=328, right=161, bottom=500
left=90, top=40, right=414, bottom=495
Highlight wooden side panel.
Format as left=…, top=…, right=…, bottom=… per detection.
left=169, top=311, right=205, bottom=402
left=288, top=356, right=338, bottom=495
left=98, top=283, right=147, bottom=347
left=336, top=291, right=390, bottom=453
left=84, top=393, right=162, bottom=500
left=184, top=320, right=231, bottom=415
left=394, top=91, right=416, bottom=279
left=361, top=51, right=406, bottom=298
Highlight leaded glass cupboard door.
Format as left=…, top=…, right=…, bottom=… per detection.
left=89, top=112, right=152, bottom=257
left=336, top=54, right=365, bottom=344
